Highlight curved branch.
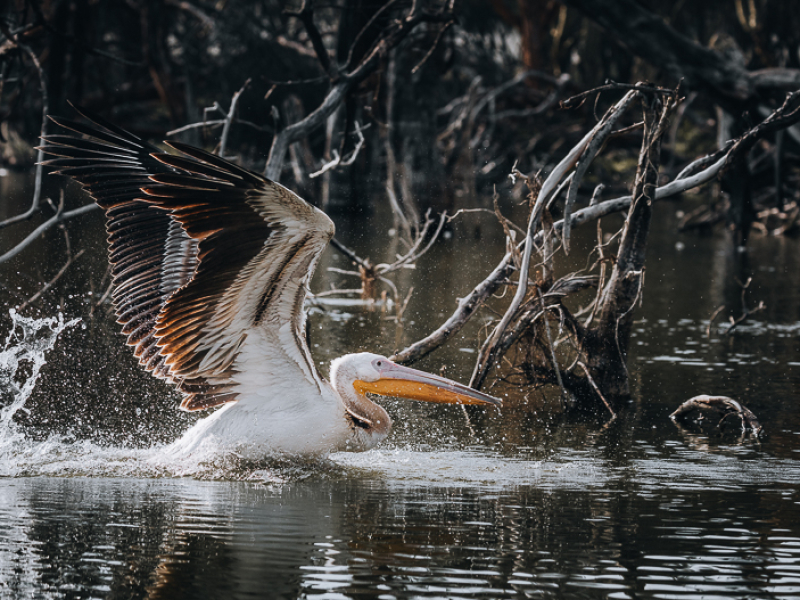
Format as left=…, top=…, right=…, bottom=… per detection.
left=390, top=253, right=515, bottom=364
left=286, top=1, right=332, bottom=75
left=219, top=78, right=250, bottom=158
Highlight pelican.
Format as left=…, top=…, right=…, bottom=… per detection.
left=40, top=108, right=500, bottom=458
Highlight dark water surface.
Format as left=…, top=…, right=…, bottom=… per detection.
left=1, top=170, right=800, bottom=599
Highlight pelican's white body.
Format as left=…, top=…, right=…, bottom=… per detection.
left=163, top=397, right=351, bottom=460
left=163, top=337, right=390, bottom=460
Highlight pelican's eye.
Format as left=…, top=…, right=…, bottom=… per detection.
left=376, top=360, right=383, bottom=367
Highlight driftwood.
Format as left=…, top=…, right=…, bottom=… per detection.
left=670, top=395, right=762, bottom=437
left=0, top=201, right=97, bottom=264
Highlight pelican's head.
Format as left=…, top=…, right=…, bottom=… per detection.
left=330, top=352, right=501, bottom=451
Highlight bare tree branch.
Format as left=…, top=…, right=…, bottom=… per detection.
left=264, top=2, right=453, bottom=180
left=286, top=1, right=333, bottom=76
left=393, top=83, right=795, bottom=372
left=0, top=203, right=99, bottom=265
left=722, top=90, right=800, bottom=173
left=562, top=89, right=641, bottom=253
left=583, top=91, right=676, bottom=397
left=309, top=122, right=368, bottom=178
left=724, top=277, right=766, bottom=335
left=328, top=210, right=446, bottom=305
left=166, top=117, right=270, bottom=137
left=468, top=90, right=638, bottom=387
left=18, top=250, right=85, bottom=311
left=218, top=79, right=251, bottom=158
left=390, top=254, right=515, bottom=364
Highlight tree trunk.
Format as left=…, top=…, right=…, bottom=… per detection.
left=583, top=92, right=668, bottom=400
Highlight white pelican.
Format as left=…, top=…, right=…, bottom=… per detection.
left=40, top=108, right=500, bottom=458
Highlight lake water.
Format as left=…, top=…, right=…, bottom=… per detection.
left=1, top=170, right=799, bottom=599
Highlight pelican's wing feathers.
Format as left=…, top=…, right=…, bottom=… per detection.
left=41, top=109, right=334, bottom=411
left=41, top=109, right=194, bottom=384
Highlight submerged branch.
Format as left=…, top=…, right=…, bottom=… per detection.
left=670, top=395, right=762, bottom=437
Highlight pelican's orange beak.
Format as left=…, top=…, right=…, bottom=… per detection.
left=354, top=362, right=501, bottom=406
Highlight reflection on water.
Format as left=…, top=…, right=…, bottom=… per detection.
left=1, top=172, right=800, bottom=598
left=1, top=473, right=799, bottom=599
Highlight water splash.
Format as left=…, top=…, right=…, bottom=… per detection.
left=0, top=311, right=80, bottom=440
left=0, top=310, right=81, bottom=474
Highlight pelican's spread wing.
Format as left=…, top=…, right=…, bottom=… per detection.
left=41, top=109, right=334, bottom=411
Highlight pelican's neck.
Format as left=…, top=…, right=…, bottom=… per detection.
left=330, top=357, right=392, bottom=438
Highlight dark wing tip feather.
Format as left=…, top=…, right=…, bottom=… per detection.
left=164, top=141, right=266, bottom=186
left=39, top=108, right=202, bottom=400
left=67, top=102, right=152, bottom=147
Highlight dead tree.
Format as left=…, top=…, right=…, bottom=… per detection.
left=264, top=1, right=455, bottom=181
left=578, top=90, right=671, bottom=398
left=392, top=86, right=800, bottom=413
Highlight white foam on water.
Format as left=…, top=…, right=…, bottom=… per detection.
left=0, top=308, right=327, bottom=481
left=329, top=446, right=610, bottom=491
